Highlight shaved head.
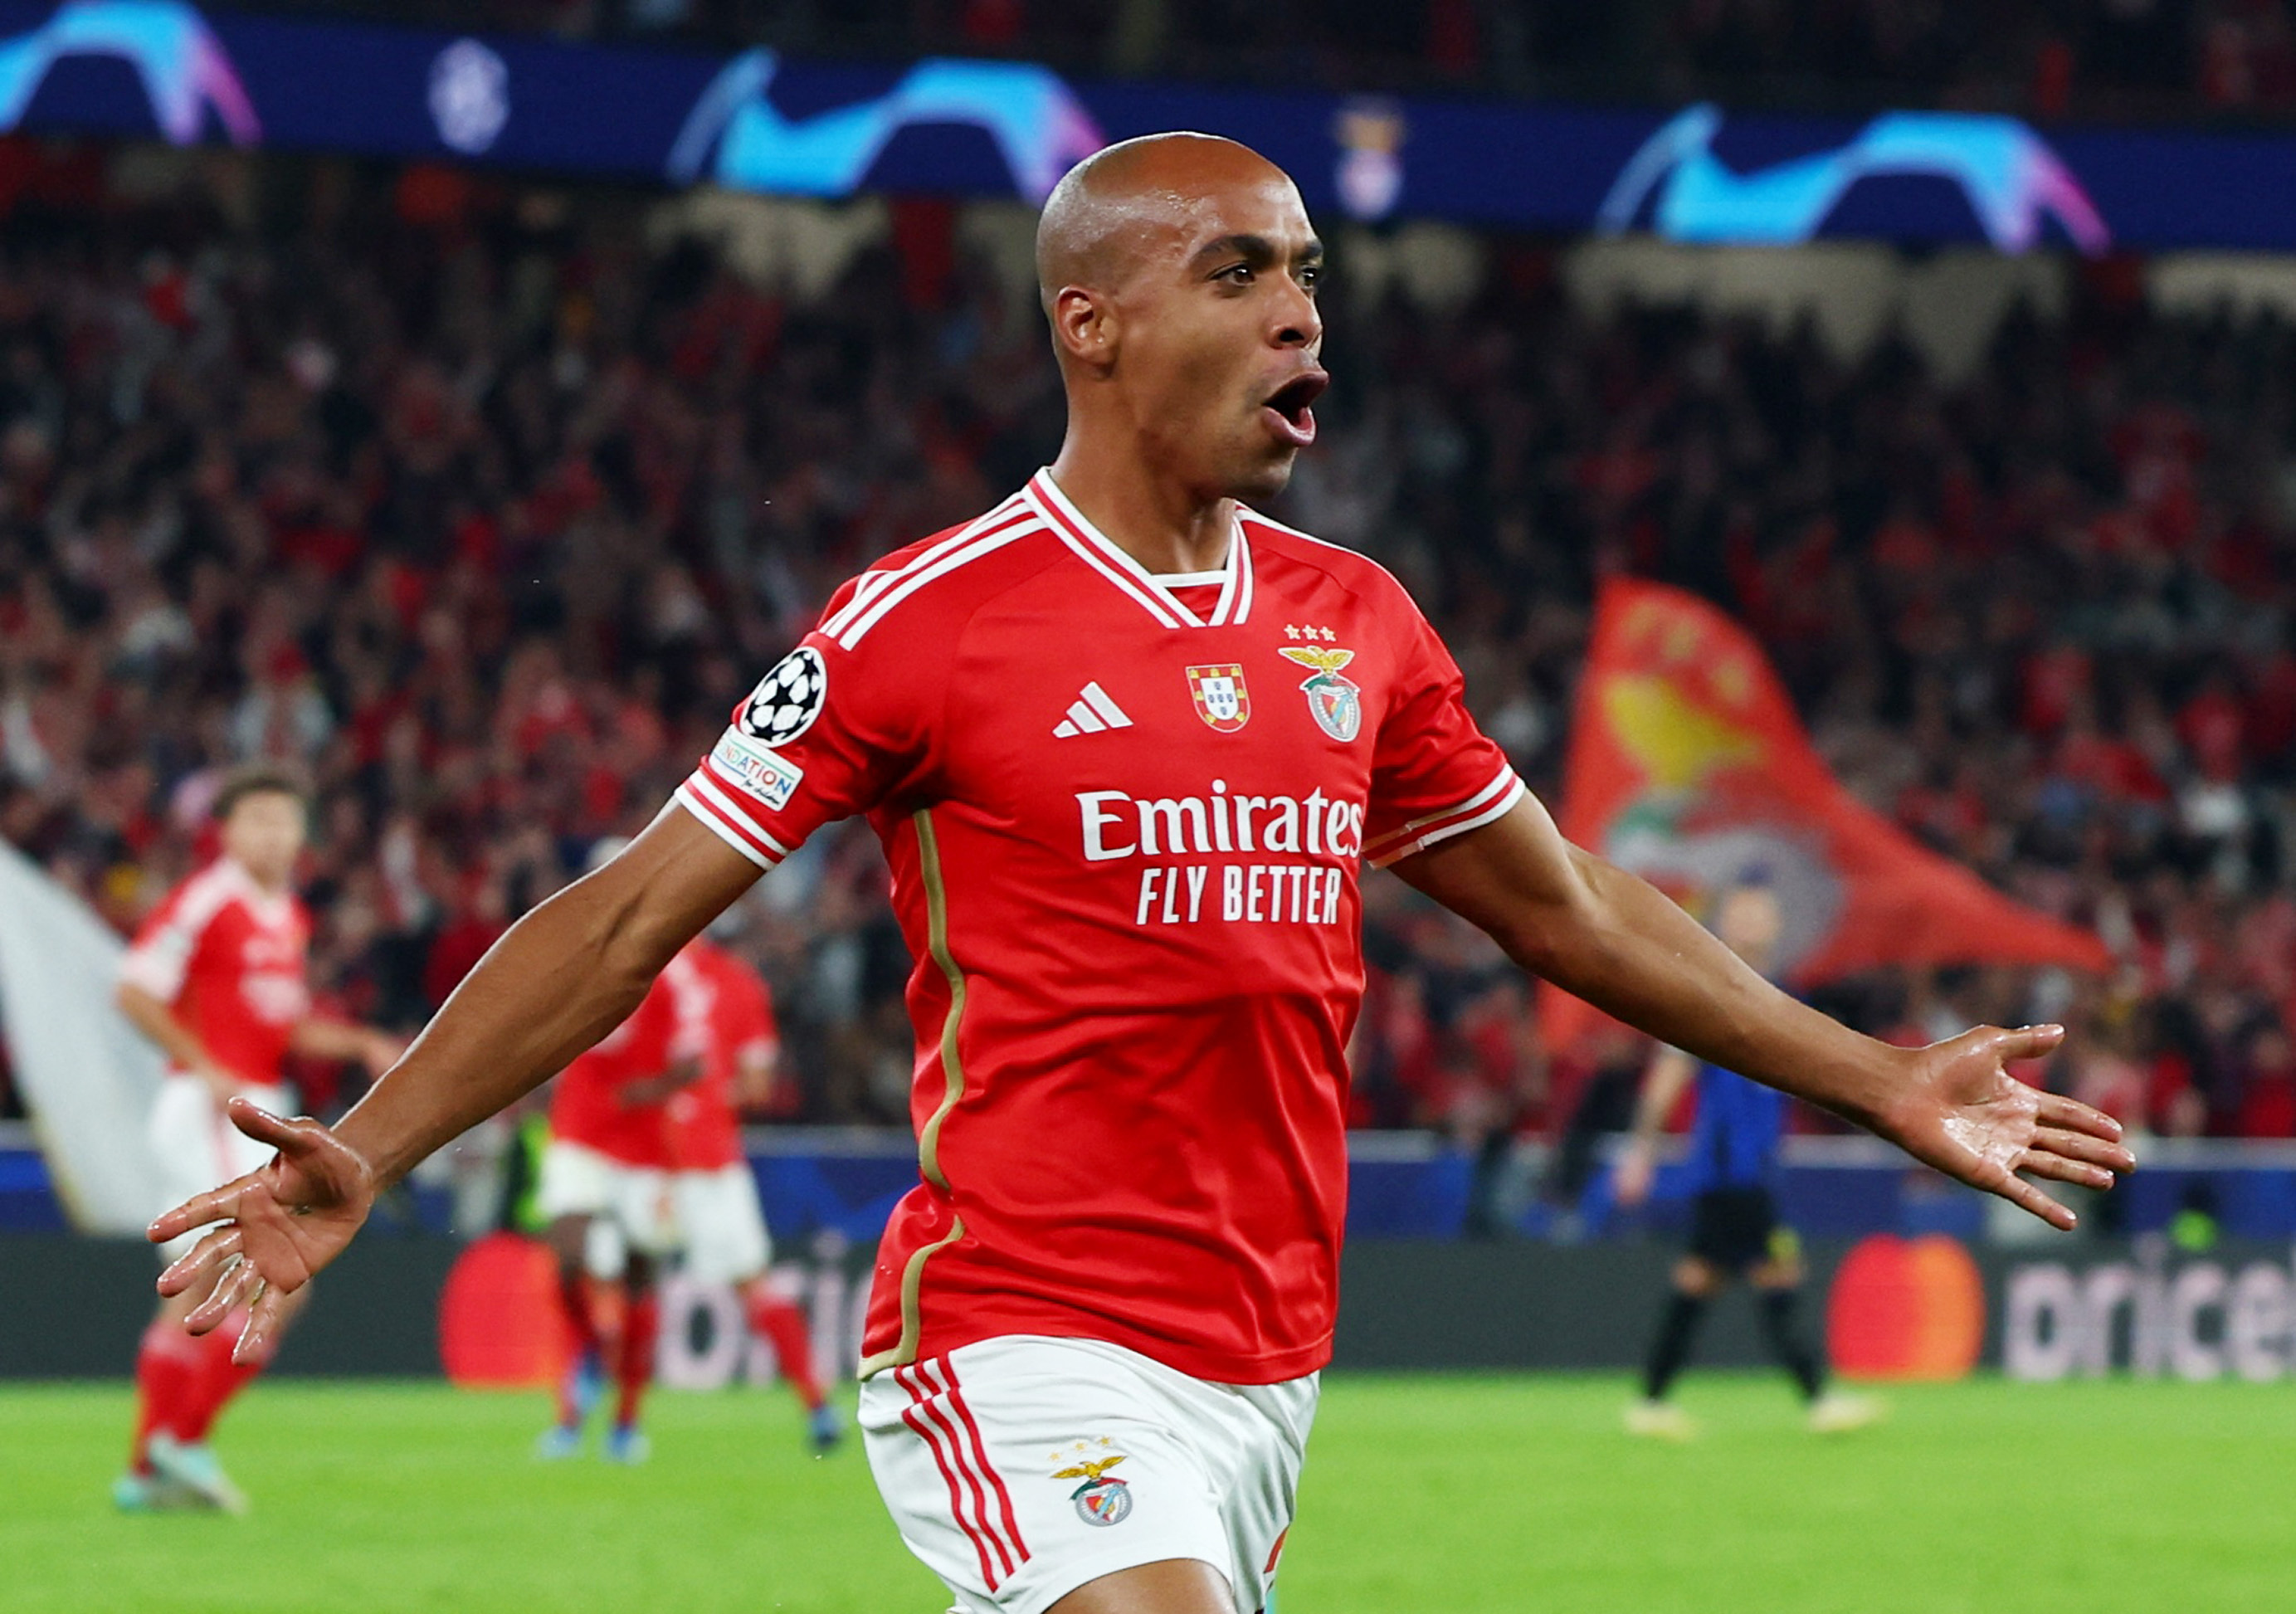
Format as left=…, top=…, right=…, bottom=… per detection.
left=1035, top=129, right=1328, bottom=520
left=1036, top=132, right=1295, bottom=315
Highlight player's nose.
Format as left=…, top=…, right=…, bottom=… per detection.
left=1270, top=275, right=1322, bottom=351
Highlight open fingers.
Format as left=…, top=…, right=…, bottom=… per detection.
left=2031, top=1124, right=2135, bottom=1174
left=149, top=1181, right=246, bottom=1246
left=236, top=1285, right=286, bottom=1364
left=156, top=1224, right=242, bottom=1297
left=2016, top=1149, right=2118, bottom=1191
left=222, top=1095, right=307, bottom=1152
left=186, top=1257, right=261, bottom=1334
left=1991, top=1167, right=2077, bottom=1231
left=1992, top=1022, right=2067, bottom=1064
left=2034, top=1090, right=2130, bottom=1147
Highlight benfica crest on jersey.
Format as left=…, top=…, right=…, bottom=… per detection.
left=1280, top=646, right=1362, bottom=741
left=1186, top=665, right=1251, bottom=732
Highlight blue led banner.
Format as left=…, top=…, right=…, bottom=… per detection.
left=5, top=0, right=2296, bottom=252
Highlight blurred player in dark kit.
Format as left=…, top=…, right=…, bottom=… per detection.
left=1617, top=877, right=1883, bottom=1437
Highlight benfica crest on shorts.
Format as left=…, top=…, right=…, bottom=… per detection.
left=1052, top=1454, right=1133, bottom=1527
left=1280, top=646, right=1362, bottom=742
left=1186, top=665, right=1251, bottom=732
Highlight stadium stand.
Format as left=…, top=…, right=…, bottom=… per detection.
left=0, top=141, right=2289, bottom=1142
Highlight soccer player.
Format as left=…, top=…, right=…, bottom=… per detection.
left=113, top=764, right=400, bottom=1513
left=152, top=135, right=2132, bottom=1614
left=1615, top=877, right=1880, bottom=1439
left=670, top=930, right=842, bottom=1451
left=534, top=901, right=708, bottom=1465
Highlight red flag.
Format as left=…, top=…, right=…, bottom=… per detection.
left=1543, top=579, right=2109, bottom=1049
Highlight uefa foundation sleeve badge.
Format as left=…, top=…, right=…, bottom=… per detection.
left=1186, top=665, right=1251, bottom=732
left=1280, top=646, right=1362, bottom=741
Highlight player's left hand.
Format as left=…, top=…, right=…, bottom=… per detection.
left=1874, top=1024, right=2133, bottom=1230
left=149, top=1097, right=377, bottom=1363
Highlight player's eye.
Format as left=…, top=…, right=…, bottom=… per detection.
left=1299, top=264, right=1322, bottom=291
left=1219, top=263, right=1255, bottom=285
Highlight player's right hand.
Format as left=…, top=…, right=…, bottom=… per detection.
left=149, top=1096, right=377, bottom=1363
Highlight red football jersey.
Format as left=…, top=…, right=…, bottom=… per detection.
left=119, top=857, right=313, bottom=1087
left=664, top=938, right=778, bottom=1173
left=548, top=945, right=710, bottom=1169
left=675, top=471, right=1523, bottom=1382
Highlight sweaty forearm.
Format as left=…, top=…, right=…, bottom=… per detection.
left=1399, top=803, right=1907, bottom=1131
left=1529, top=854, right=1897, bottom=1128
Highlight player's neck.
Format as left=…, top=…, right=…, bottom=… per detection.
left=1045, top=443, right=1235, bottom=577
left=226, top=854, right=291, bottom=897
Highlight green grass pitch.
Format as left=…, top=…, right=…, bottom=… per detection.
left=6, top=1373, right=2288, bottom=1612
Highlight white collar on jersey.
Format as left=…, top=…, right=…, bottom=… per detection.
left=1025, top=468, right=1255, bottom=630
left=214, top=855, right=298, bottom=926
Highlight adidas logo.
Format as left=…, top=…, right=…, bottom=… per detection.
left=1054, top=682, right=1133, bottom=738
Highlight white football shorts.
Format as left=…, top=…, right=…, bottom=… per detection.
left=534, top=1139, right=682, bottom=1277
left=861, top=1334, right=1315, bottom=1614
left=671, top=1163, right=772, bottom=1286
left=148, top=1074, right=293, bottom=1262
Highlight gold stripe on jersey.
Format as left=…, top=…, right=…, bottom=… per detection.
left=857, top=1214, right=968, bottom=1378
left=856, top=806, right=971, bottom=1378
left=914, top=807, right=968, bottom=1192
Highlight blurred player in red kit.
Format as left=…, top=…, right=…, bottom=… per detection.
left=113, top=765, right=400, bottom=1513
left=534, top=842, right=709, bottom=1464
left=155, top=137, right=2132, bottom=1613
left=670, top=924, right=841, bottom=1450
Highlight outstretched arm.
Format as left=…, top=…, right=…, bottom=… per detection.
left=150, top=807, right=760, bottom=1356
left=1392, top=795, right=2133, bottom=1227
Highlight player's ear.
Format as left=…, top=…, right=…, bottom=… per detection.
left=1050, top=285, right=1117, bottom=372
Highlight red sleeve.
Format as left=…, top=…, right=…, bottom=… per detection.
left=118, top=871, right=225, bottom=1004
left=1361, top=584, right=1526, bottom=869
left=672, top=571, right=938, bottom=870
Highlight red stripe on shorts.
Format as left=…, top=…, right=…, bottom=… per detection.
left=899, top=1363, right=1008, bottom=1590
left=911, top=1363, right=1018, bottom=1582
left=933, top=1358, right=1031, bottom=1564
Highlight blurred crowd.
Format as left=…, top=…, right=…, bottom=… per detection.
left=0, top=147, right=2292, bottom=1149
left=238, top=0, right=2296, bottom=121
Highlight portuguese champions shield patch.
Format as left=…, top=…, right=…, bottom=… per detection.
left=1186, top=665, right=1251, bottom=732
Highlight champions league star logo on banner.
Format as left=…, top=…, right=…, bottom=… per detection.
left=667, top=47, right=1104, bottom=204
left=1596, top=102, right=2110, bottom=254
left=0, top=0, right=260, bottom=146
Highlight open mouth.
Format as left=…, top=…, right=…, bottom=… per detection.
left=1260, top=370, right=1329, bottom=448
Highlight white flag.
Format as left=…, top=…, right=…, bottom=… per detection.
left=0, top=838, right=165, bottom=1232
